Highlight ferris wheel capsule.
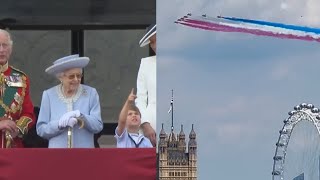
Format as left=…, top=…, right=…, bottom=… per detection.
left=288, top=110, right=296, bottom=116
left=276, top=142, right=285, bottom=147
left=311, top=108, right=319, bottom=113
left=272, top=170, right=281, bottom=175
left=273, top=156, right=283, bottom=161
left=294, top=105, right=301, bottom=111
left=300, top=103, right=307, bottom=108
left=307, top=104, right=314, bottom=109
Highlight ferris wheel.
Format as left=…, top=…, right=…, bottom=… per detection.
left=272, top=103, right=320, bottom=180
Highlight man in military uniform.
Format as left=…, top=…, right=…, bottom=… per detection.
left=0, top=29, right=35, bottom=148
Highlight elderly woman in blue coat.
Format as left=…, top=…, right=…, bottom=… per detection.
left=36, top=55, right=103, bottom=148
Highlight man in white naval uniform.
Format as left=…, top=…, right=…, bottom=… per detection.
left=135, top=23, right=156, bottom=147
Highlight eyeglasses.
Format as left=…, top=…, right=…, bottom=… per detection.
left=64, top=73, right=83, bottom=80
left=0, top=43, right=10, bottom=50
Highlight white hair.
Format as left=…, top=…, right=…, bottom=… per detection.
left=55, top=72, right=64, bottom=79
left=0, top=29, right=13, bottom=46
left=55, top=68, right=83, bottom=80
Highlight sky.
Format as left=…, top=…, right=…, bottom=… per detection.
left=157, top=0, right=320, bottom=179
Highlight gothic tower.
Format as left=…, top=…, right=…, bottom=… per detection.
left=158, top=124, right=168, bottom=170
left=188, top=124, right=197, bottom=180
left=178, top=125, right=186, bottom=152
left=158, top=124, right=197, bottom=179
left=158, top=90, right=197, bottom=179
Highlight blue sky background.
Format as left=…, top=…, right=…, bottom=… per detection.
left=157, top=0, right=320, bottom=179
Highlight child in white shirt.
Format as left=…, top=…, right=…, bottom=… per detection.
left=115, top=88, right=153, bottom=148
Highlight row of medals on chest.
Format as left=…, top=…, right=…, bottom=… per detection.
left=0, top=72, right=24, bottom=115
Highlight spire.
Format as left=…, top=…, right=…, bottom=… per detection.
left=159, top=123, right=166, bottom=139
left=178, top=124, right=186, bottom=152
left=188, top=124, right=197, bottom=152
left=158, top=123, right=167, bottom=151
left=189, top=124, right=196, bottom=139
left=179, top=124, right=185, bottom=139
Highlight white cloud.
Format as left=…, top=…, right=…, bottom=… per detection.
left=303, top=0, right=320, bottom=26
left=157, top=54, right=189, bottom=70
left=270, top=63, right=291, bottom=80
left=213, top=122, right=258, bottom=145
left=280, top=2, right=288, bottom=10
left=270, top=58, right=295, bottom=81
left=206, top=96, right=247, bottom=117
left=269, top=51, right=320, bottom=81
left=200, top=95, right=280, bottom=146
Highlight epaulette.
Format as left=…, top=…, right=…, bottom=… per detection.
left=10, top=66, right=27, bottom=76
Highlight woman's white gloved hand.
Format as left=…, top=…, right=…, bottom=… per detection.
left=58, top=110, right=81, bottom=129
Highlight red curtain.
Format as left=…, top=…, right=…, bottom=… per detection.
left=0, top=148, right=156, bottom=180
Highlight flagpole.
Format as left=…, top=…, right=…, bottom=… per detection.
left=171, top=89, right=174, bottom=132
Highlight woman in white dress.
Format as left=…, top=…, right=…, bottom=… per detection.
left=135, top=23, right=157, bottom=147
